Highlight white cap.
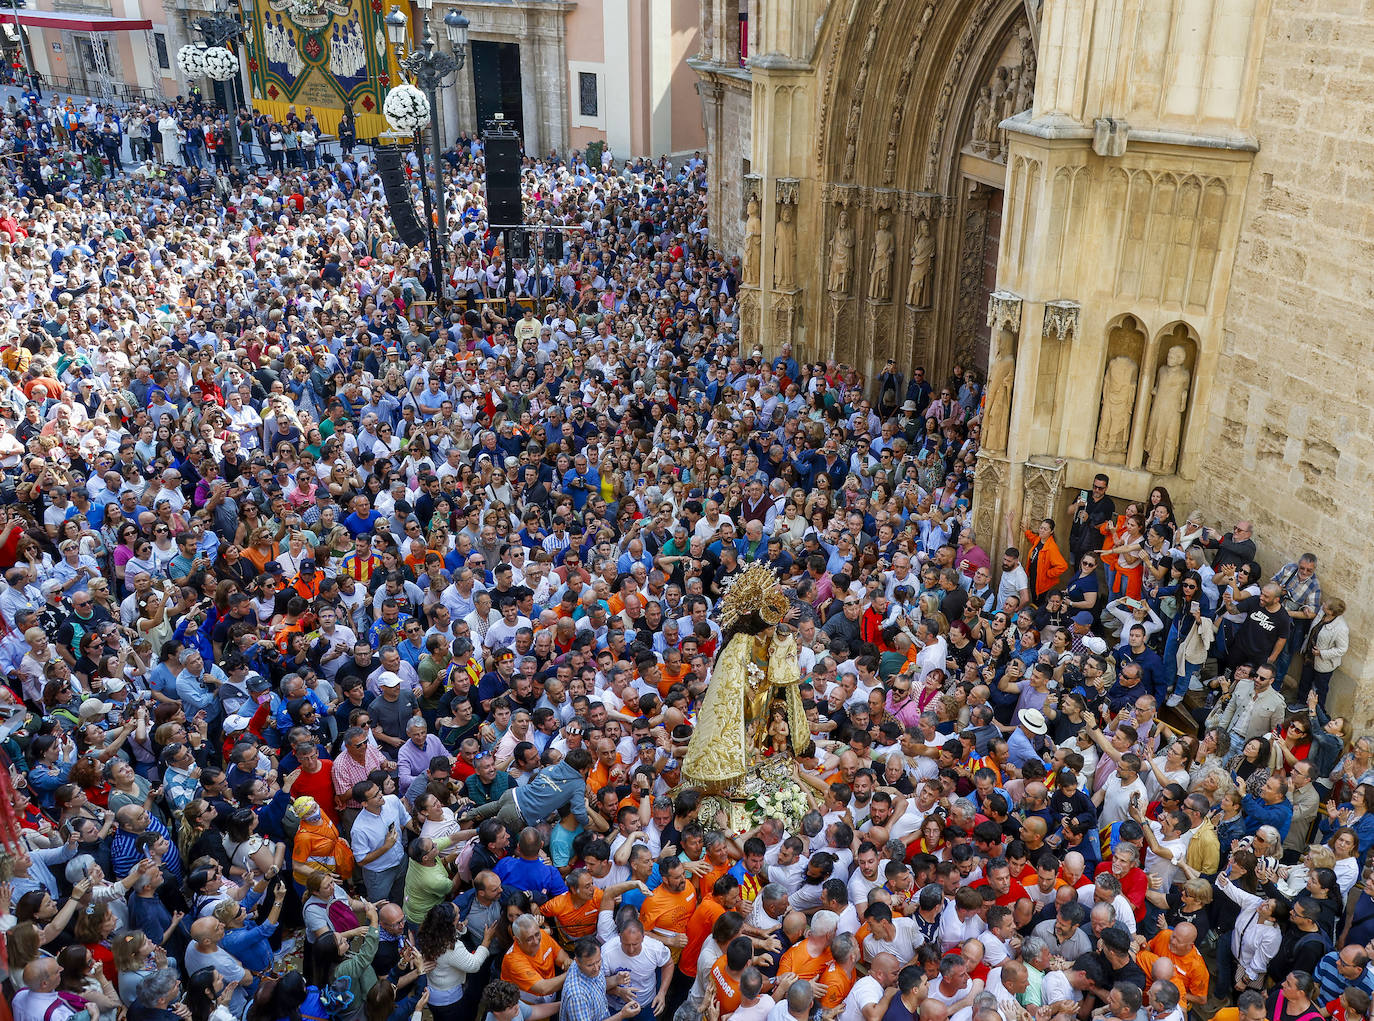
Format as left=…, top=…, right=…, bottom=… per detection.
left=223, top=714, right=251, bottom=734
left=103, top=678, right=127, bottom=692
left=378, top=671, right=403, bottom=688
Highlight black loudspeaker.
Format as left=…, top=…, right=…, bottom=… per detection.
left=485, top=134, right=523, bottom=227
left=375, top=148, right=427, bottom=248
left=542, top=229, right=564, bottom=262
left=510, top=228, right=529, bottom=260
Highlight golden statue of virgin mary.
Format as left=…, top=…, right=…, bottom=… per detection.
left=682, top=564, right=810, bottom=791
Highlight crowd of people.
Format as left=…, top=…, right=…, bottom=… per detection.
left=0, top=79, right=1363, bottom=1021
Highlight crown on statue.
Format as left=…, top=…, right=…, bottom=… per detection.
left=717, top=563, right=789, bottom=630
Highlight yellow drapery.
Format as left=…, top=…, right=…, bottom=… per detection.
left=683, top=632, right=806, bottom=786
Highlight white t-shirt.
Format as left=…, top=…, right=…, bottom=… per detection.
left=1142, top=820, right=1192, bottom=890
left=600, top=934, right=671, bottom=1006
left=732, top=996, right=777, bottom=1021
left=996, top=565, right=1029, bottom=611
left=839, top=975, right=885, bottom=1021
left=1097, top=773, right=1148, bottom=826
left=925, top=977, right=978, bottom=1021
left=1041, top=968, right=1081, bottom=1006
left=862, top=915, right=921, bottom=963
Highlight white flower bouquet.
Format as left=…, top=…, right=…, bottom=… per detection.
left=202, top=46, right=239, bottom=81
left=748, top=778, right=810, bottom=832
left=176, top=45, right=207, bottom=79
left=383, top=84, right=430, bottom=135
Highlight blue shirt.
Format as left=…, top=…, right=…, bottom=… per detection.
left=559, top=957, right=611, bottom=1021
left=494, top=854, right=568, bottom=903
left=1006, top=728, right=1044, bottom=771
left=221, top=917, right=280, bottom=973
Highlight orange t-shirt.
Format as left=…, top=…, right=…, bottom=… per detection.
left=541, top=889, right=603, bottom=941
left=500, top=930, right=560, bottom=992
left=819, top=961, right=855, bottom=1009
left=680, top=899, right=726, bottom=978
left=699, top=861, right=733, bottom=901
left=708, top=957, right=743, bottom=1015
left=779, top=941, right=833, bottom=982
left=1138, top=930, right=1209, bottom=1007
left=658, top=662, right=689, bottom=697
left=640, top=882, right=698, bottom=938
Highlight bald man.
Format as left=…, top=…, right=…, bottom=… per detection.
left=841, top=951, right=901, bottom=1021
left=14, top=959, right=73, bottom=1021
left=1135, top=923, right=1208, bottom=1011
left=185, top=915, right=249, bottom=1013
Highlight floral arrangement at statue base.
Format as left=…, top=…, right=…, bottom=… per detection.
left=695, top=758, right=809, bottom=836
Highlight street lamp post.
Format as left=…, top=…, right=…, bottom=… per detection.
left=387, top=3, right=469, bottom=302
left=191, top=0, right=248, bottom=167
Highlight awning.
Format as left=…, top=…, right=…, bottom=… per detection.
left=7, top=10, right=153, bottom=32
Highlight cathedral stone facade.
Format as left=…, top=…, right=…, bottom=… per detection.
left=694, top=0, right=1374, bottom=720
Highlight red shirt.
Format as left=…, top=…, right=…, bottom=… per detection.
left=1095, top=861, right=1148, bottom=920
left=292, top=760, right=338, bottom=821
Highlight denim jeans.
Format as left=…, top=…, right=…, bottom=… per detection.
left=1160, top=623, right=1182, bottom=704
left=1172, top=659, right=1202, bottom=701
left=1274, top=618, right=1310, bottom=684
left=1297, top=660, right=1332, bottom=708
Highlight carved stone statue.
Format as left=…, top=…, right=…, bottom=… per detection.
left=869, top=213, right=894, bottom=301
left=986, top=74, right=1007, bottom=152
left=1145, top=345, right=1191, bottom=474
left=882, top=139, right=897, bottom=183
left=773, top=202, right=796, bottom=290
left=827, top=209, right=854, bottom=294
left=1014, top=66, right=1035, bottom=116
left=982, top=327, right=1016, bottom=453
left=906, top=217, right=935, bottom=308
left=1095, top=355, right=1139, bottom=462
left=743, top=195, right=761, bottom=286
left=971, top=86, right=994, bottom=150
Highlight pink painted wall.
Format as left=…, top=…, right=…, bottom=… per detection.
left=669, top=0, right=704, bottom=153
left=564, top=0, right=605, bottom=63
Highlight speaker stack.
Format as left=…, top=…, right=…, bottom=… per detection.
left=374, top=148, right=427, bottom=248
left=484, top=134, right=523, bottom=227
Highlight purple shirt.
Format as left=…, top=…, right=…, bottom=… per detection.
left=397, top=733, right=449, bottom=792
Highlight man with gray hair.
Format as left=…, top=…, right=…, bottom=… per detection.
left=1146, top=979, right=1183, bottom=1021
left=602, top=915, right=672, bottom=1019
left=779, top=909, right=838, bottom=977
left=136, top=968, right=186, bottom=1017
left=174, top=646, right=225, bottom=721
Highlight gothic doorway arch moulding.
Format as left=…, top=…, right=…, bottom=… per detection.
left=810, top=0, right=1036, bottom=389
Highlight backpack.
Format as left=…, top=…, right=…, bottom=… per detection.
left=1266, top=928, right=1330, bottom=983
left=455, top=835, right=480, bottom=883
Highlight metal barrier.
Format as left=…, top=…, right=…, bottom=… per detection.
left=40, top=74, right=159, bottom=106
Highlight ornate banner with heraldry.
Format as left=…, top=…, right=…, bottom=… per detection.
left=243, top=0, right=394, bottom=136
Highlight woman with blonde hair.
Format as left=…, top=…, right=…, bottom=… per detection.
left=113, top=929, right=167, bottom=1006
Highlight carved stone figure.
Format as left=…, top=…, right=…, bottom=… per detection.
left=1145, top=345, right=1191, bottom=474
left=986, top=74, right=1007, bottom=152
left=827, top=209, right=854, bottom=294
left=1014, top=66, right=1035, bottom=116
left=906, top=217, right=935, bottom=308
left=971, top=86, right=994, bottom=149
left=773, top=202, right=796, bottom=289
left=743, top=195, right=761, bottom=285
left=882, top=139, right=897, bottom=183
left=982, top=327, right=1016, bottom=453
left=869, top=213, right=894, bottom=301
left=1095, top=355, right=1139, bottom=462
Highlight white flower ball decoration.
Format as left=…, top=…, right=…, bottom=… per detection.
left=202, top=46, right=239, bottom=81
left=383, top=84, right=431, bottom=135
left=176, top=44, right=207, bottom=78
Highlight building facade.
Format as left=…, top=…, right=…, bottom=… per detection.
left=698, top=0, right=1374, bottom=721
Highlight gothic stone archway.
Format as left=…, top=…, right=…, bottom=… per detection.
left=810, top=0, right=1037, bottom=385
